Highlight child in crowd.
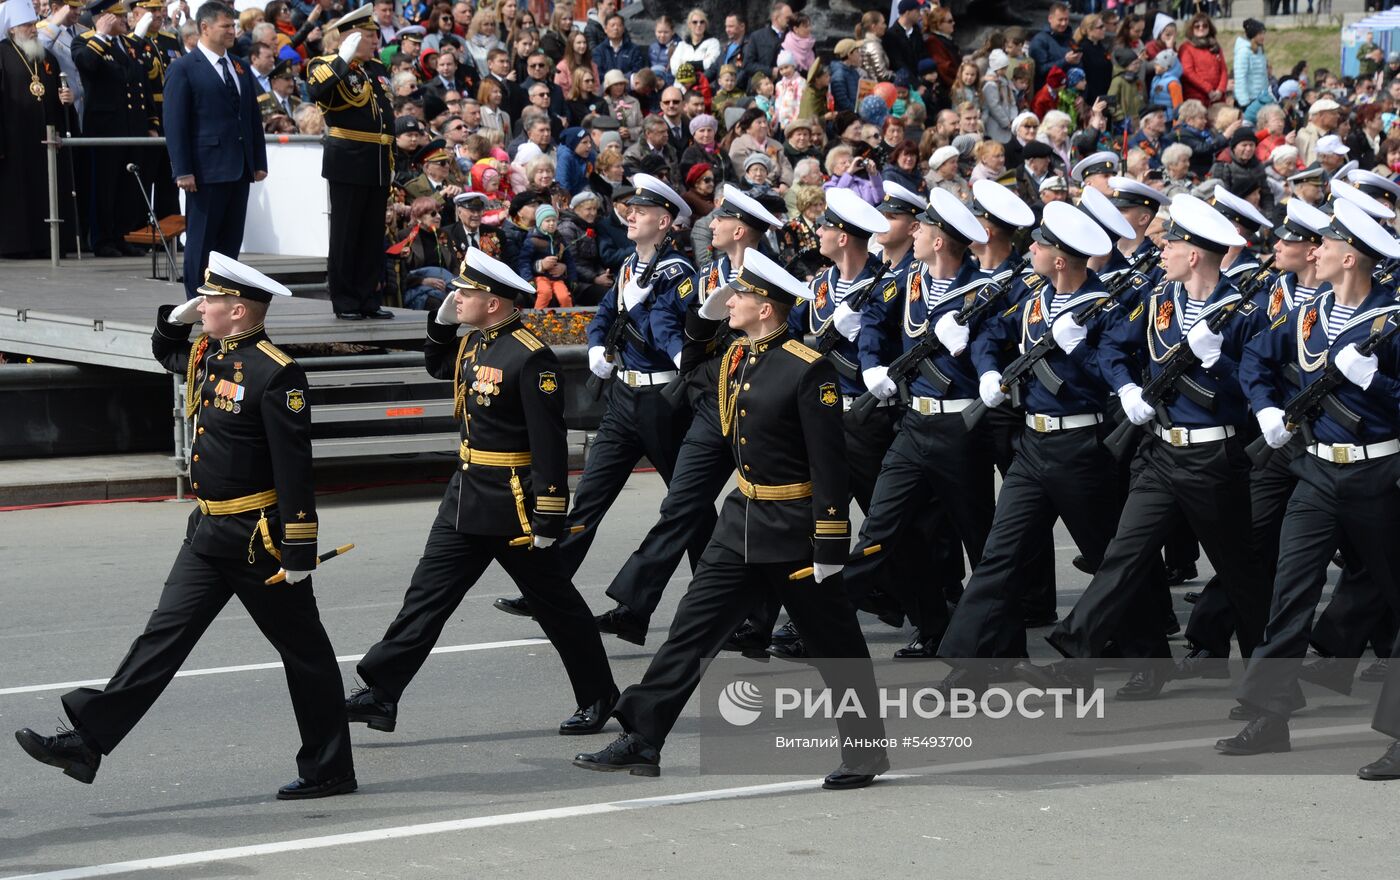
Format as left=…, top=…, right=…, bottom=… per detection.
left=519, top=204, right=575, bottom=307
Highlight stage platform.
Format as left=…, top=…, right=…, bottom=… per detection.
left=0, top=255, right=425, bottom=374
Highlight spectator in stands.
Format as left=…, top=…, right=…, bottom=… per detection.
left=1028, top=2, right=1080, bottom=91
left=1144, top=13, right=1176, bottom=63
left=1254, top=104, right=1289, bottom=163
left=1233, top=19, right=1270, bottom=123
left=593, top=13, right=643, bottom=80
left=727, top=109, right=792, bottom=188
left=743, top=2, right=790, bottom=85
left=1037, top=109, right=1073, bottom=172
left=854, top=11, right=890, bottom=83
left=1347, top=103, right=1384, bottom=171
left=882, top=140, right=925, bottom=195
left=1106, top=49, right=1145, bottom=131
left=1173, top=99, right=1232, bottom=178
left=779, top=185, right=824, bottom=279
left=1211, top=128, right=1273, bottom=217
left=395, top=196, right=457, bottom=311
left=981, top=50, right=1017, bottom=143
left=1148, top=50, right=1183, bottom=121
left=1178, top=13, right=1227, bottom=106
left=478, top=77, right=510, bottom=142
left=925, top=144, right=969, bottom=202
left=923, top=5, right=958, bottom=93
left=1074, top=14, right=1112, bottom=102
left=556, top=191, right=611, bottom=306
left=969, top=139, right=1006, bottom=184
left=783, top=13, right=815, bottom=74
left=1296, top=97, right=1341, bottom=165
left=672, top=7, right=718, bottom=78
left=1004, top=111, right=1041, bottom=168
left=1264, top=144, right=1298, bottom=205
left=648, top=15, right=679, bottom=83
left=520, top=203, right=573, bottom=307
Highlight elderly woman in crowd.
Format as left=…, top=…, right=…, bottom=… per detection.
left=1002, top=110, right=1040, bottom=168
left=1161, top=142, right=1197, bottom=197
left=787, top=156, right=826, bottom=215
left=882, top=140, right=926, bottom=195
left=925, top=144, right=970, bottom=202
left=681, top=114, right=730, bottom=186
left=1254, top=104, right=1291, bottom=162
left=779, top=185, right=826, bottom=281
left=1264, top=144, right=1300, bottom=205
left=557, top=191, right=612, bottom=306
left=727, top=109, right=794, bottom=190
left=822, top=145, right=883, bottom=205
left=1036, top=109, right=1073, bottom=174
left=601, top=69, right=643, bottom=146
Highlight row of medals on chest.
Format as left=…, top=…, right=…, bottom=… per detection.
left=470, top=362, right=502, bottom=407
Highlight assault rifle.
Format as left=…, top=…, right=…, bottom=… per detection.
left=586, top=230, right=679, bottom=401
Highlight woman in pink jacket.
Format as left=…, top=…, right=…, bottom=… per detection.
left=1177, top=14, right=1229, bottom=106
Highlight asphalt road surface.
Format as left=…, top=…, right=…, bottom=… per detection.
left=0, top=473, right=1394, bottom=879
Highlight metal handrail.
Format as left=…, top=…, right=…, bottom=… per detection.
left=43, top=127, right=325, bottom=269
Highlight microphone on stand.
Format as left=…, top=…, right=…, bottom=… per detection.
left=126, top=163, right=141, bottom=174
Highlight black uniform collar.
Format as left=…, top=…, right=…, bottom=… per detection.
left=745, top=323, right=787, bottom=352
left=475, top=309, right=522, bottom=338
left=217, top=324, right=267, bottom=353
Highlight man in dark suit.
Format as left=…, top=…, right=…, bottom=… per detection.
left=741, top=3, right=790, bottom=86
left=883, top=0, right=925, bottom=86
left=162, top=0, right=267, bottom=299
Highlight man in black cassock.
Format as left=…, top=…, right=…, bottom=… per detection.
left=1, top=1, right=77, bottom=258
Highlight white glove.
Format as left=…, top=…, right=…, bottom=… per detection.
left=532, top=535, right=556, bottom=548
left=621, top=277, right=652, bottom=311
left=1051, top=312, right=1087, bottom=355
left=338, top=31, right=362, bottom=62
left=280, top=569, right=312, bottom=585
left=167, top=295, right=203, bottom=324
left=672, top=350, right=683, bottom=368
left=862, top=366, right=897, bottom=400
left=979, top=371, right=1007, bottom=408
left=812, top=562, right=844, bottom=584
left=435, top=294, right=460, bottom=325
left=934, top=310, right=969, bottom=356
left=1186, top=321, right=1224, bottom=369
left=134, top=11, right=152, bottom=37
left=167, top=1, right=182, bottom=24
left=588, top=345, right=615, bottom=379
left=1334, top=343, right=1378, bottom=390
left=1118, top=383, right=1156, bottom=426
left=832, top=303, right=861, bottom=341
left=1257, top=406, right=1294, bottom=449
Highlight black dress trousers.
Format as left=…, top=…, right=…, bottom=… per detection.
left=327, top=181, right=389, bottom=314
left=357, top=504, right=616, bottom=710
left=62, top=540, right=353, bottom=782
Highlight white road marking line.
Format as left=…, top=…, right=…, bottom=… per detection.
left=0, top=639, right=549, bottom=697
left=0, top=722, right=1376, bottom=880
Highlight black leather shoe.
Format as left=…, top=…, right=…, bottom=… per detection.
left=1358, top=741, right=1400, bottom=780
left=1173, top=647, right=1230, bottom=680
left=1299, top=655, right=1354, bottom=696
left=722, top=622, right=771, bottom=660
left=1013, top=659, right=1094, bottom=691
left=1164, top=564, right=1198, bottom=586
left=334, top=311, right=366, bottom=321
left=494, top=596, right=534, bottom=619
left=276, top=773, right=357, bottom=799
left=573, top=732, right=661, bottom=776
left=1228, top=703, right=1260, bottom=722
left=1163, top=609, right=1181, bottom=636
left=595, top=605, right=646, bottom=646
left=15, top=726, right=101, bottom=784
left=1072, top=555, right=1097, bottom=574
left=1360, top=659, right=1390, bottom=683
left=893, top=635, right=937, bottom=660
left=345, top=685, right=397, bottom=732
left=768, top=639, right=808, bottom=662
left=1116, top=668, right=1165, bottom=701
left=822, top=753, right=890, bottom=790
left=560, top=688, right=619, bottom=735
left=1183, top=591, right=1201, bottom=605
left=1023, top=611, right=1059, bottom=628
left=1215, top=714, right=1291, bottom=755
left=770, top=620, right=801, bottom=646
left=362, top=308, right=395, bottom=319
left=934, top=666, right=989, bottom=699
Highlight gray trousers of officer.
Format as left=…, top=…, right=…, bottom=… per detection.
left=1238, top=452, right=1400, bottom=717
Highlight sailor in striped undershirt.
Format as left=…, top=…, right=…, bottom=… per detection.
left=1221, top=199, right=1400, bottom=772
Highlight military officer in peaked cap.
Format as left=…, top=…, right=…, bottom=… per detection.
left=16, top=252, right=355, bottom=799
left=1220, top=200, right=1400, bottom=762
left=1023, top=195, right=1272, bottom=697
left=308, top=5, right=396, bottom=320
left=592, top=186, right=785, bottom=647
left=1347, top=168, right=1400, bottom=213
left=1329, top=178, right=1397, bottom=221
left=493, top=174, right=700, bottom=621
left=346, top=248, right=618, bottom=738
left=938, top=202, right=1122, bottom=675
left=573, top=248, right=889, bottom=790
left=1072, top=150, right=1121, bottom=197
left=841, top=188, right=1000, bottom=659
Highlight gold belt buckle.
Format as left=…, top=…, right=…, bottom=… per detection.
left=1033, top=415, right=1049, bottom=433
left=1169, top=427, right=1188, bottom=447
left=1332, top=444, right=1355, bottom=464
left=622, top=370, right=638, bottom=387
left=917, top=398, right=933, bottom=415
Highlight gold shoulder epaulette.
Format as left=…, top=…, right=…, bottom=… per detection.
left=512, top=327, right=543, bottom=351
left=308, top=56, right=337, bottom=84
left=257, top=339, right=294, bottom=367
left=782, top=339, right=820, bottom=363
left=80, top=29, right=96, bottom=38
left=257, top=92, right=273, bottom=103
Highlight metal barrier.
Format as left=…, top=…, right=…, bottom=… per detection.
left=43, top=127, right=324, bottom=270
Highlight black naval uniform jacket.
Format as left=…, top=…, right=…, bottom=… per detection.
left=424, top=311, right=570, bottom=540
left=714, top=326, right=850, bottom=565
left=72, top=32, right=154, bottom=138
left=306, top=53, right=394, bottom=186
left=152, top=308, right=320, bottom=572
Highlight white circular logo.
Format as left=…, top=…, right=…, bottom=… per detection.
left=717, top=680, right=763, bottom=726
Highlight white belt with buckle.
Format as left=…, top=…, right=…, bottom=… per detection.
left=618, top=369, right=679, bottom=387
left=1025, top=413, right=1104, bottom=433
left=909, top=397, right=975, bottom=415
left=1154, top=425, right=1236, bottom=447
left=842, top=395, right=895, bottom=412
left=1308, top=439, right=1400, bottom=464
